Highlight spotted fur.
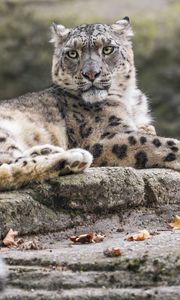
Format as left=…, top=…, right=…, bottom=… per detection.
left=0, top=18, right=179, bottom=190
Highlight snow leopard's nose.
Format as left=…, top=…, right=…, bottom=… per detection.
left=82, top=70, right=101, bottom=82
left=82, top=61, right=101, bottom=82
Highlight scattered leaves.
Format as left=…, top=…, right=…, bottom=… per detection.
left=104, top=247, right=122, bottom=257
left=2, top=229, right=44, bottom=250
left=2, top=229, right=18, bottom=247
left=69, top=232, right=105, bottom=244
left=169, top=215, right=180, bottom=230
left=127, top=229, right=151, bottom=241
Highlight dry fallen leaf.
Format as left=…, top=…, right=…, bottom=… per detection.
left=2, top=229, right=44, bottom=250
left=2, top=229, right=18, bottom=247
left=104, top=247, right=122, bottom=257
left=127, top=229, right=151, bottom=241
left=70, top=232, right=105, bottom=244
left=169, top=215, right=180, bottom=230
left=92, top=233, right=105, bottom=243
left=70, top=233, right=94, bottom=244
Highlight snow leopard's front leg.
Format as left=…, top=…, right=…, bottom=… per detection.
left=0, top=148, right=92, bottom=191
left=89, top=133, right=180, bottom=170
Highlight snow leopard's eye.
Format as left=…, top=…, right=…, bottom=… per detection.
left=102, top=46, right=114, bottom=55
left=67, top=50, right=79, bottom=59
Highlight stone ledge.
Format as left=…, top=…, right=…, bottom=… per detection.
left=0, top=167, right=180, bottom=237
left=1, top=167, right=180, bottom=300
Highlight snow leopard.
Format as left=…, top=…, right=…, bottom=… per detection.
left=0, top=17, right=179, bottom=190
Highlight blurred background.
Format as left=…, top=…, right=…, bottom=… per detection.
left=0, top=0, right=179, bottom=138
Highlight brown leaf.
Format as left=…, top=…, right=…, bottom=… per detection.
left=2, top=230, right=44, bottom=250
left=104, top=247, right=122, bottom=257
left=70, top=233, right=94, bottom=244
left=2, top=229, right=18, bottom=248
left=69, top=232, right=105, bottom=244
left=127, top=229, right=151, bottom=241
left=92, top=233, right=105, bottom=243
left=169, top=215, right=180, bottom=230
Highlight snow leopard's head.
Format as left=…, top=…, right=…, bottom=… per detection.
left=51, top=18, right=134, bottom=103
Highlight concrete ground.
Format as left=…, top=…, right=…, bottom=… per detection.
left=1, top=228, right=180, bottom=299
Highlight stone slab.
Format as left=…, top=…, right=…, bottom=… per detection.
left=0, top=167, right=180, bottom=237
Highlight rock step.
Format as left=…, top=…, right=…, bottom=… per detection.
left=1, top=167, right=180, bottom=237
left=2, top=230, right=179, bottom=297
left=1, top=286, right=180, bottom=300
left=7, top=262, right=180, bottom=290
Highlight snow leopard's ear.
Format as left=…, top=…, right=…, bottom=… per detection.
left=50, top=22, right=70, bottom=45
left=111, top=17, right=133, bottom=39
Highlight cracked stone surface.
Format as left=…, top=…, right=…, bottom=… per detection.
left=0, top=167, right=180, bottom=299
